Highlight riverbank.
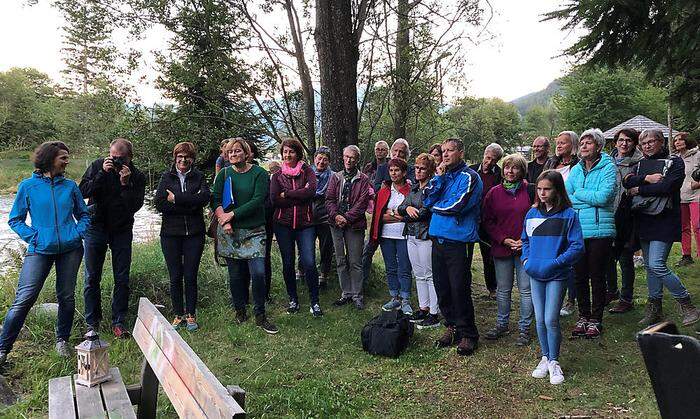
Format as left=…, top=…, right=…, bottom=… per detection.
left=1, top=235, right=697, bottom=417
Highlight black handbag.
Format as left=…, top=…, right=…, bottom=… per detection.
left=361, top=310, right=414, bottom=357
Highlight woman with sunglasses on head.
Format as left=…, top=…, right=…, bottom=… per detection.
left=154, top=142, right=211, bottom=332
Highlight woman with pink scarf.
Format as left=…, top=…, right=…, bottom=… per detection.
left=270, top=138, right=323, bottom=317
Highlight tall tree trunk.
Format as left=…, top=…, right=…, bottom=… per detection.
left=393, top=0, right=411, bottom=140
left=315, top=0, right=360, bottom=170
left=284, top=0, right=316, bottom=154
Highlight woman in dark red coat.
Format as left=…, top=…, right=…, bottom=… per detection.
left=270, top=138, right=322, bottom=317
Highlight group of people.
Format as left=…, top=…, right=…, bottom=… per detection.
left=1, top=127, right=699, bottom=388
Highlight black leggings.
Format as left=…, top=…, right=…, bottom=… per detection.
left=161, top=234, right=205, bottom=315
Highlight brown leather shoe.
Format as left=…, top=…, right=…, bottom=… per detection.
left=456, top=337, right=478, bottom=356
left=435, top=326, right=456, bottom=348
left=609, top=299, right=633, bottom=314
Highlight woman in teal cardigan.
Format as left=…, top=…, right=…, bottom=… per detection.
left=565, top=128, right=618, bottom=339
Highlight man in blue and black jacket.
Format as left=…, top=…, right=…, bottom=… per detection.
left=423, top=138, right=483, bottom=356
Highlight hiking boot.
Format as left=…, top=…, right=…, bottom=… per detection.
left=310, top=303, right=324, bottom=318
left=112, top=324, right=131, bottom=339
left=409, top=309, right=429, bottom=323
left=548, top=361, right=565, bottom=385
left=354, top=299, right=365, bottom=310
left=55, top=339, right=71, bottom=358
left=381, top=298, right=401, bottom=312
left=400, top=300, right=413, bottom=316
left=235, top=308, right=248, bottom=323
left=515, top=331, right=531, bottom=346
left=531, top=356, right=549, bottom=379
left=287, top=301, right=300, bottom=314
left=417, top=314, right=441, bottom=330
left=605, top=291, right=619, bottom=306
left=333, top=297, right=352, bottom=307
left=609, top=299, right=633, bottom=314
left=435, top=326, right=456, bottom=348
left=0, top=351, right=6, bottom=366
left=256, top=315, right=279, bottom=334
left=172, top=315, right=185, bottom=329
left=639, top=298, right=663, bottom=326
left=456, top=337, right=478, bottom=356
left=560, top=299, right=575, bottom=316
left=585, top=321, right=602, bottom=339
left=675, top=255, right=694, bottom=267
left=484, top=324, right=510, bottom=340
left=185, top=314, right=198, bottom=332
left=571, top=317, right=588, bottom=337
left=676, top=296, right=700, bottom=326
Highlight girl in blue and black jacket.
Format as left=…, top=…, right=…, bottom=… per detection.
left=1, top=142, right=90, bottom=366
left=522, top=170, right=584, bottom=385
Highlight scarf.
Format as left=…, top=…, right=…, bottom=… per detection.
left=339, top=168, right=358, bottom=215
left=313, top=166, right=332, bottom=197
left=503, top=180, right=521, bottom=195
left=281, top=160, right=304, bottom=177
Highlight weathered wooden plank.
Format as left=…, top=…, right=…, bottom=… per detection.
left=133, top=318, right=208, bottom=418
left=74, top=374, right=106, bottom=419
left=49, top=375, right=77, bottom=419
left=135, top=297, right=245, bottom=417
left=101, top=368, right=137, bottom=419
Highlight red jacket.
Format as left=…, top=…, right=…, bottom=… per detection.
left=370, top=181, right=411, bottom=243
left=270, top=162, right=317, bottom=229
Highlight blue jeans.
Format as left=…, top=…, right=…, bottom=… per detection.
left=530, top=278, right=565, bottom=361
left=640, top=240, right=690, bottom=300
left=274, top=224, right=319, bottom=305
left=0, top=246, right=83, bottom=352
left=83, top=227, right=133, bottom=327
left=379, top=238, right=412, bottom=300
left=226, top=257, right=267, bottom=316
left=493, top=256, right=533, bottom=332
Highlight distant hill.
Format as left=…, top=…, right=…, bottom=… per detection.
left=510, top=80, right=562, bottom=115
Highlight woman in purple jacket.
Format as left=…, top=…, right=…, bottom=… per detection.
left=482, top=153, right=534, bottom=345
left=270, top=138, right=322, bottom=317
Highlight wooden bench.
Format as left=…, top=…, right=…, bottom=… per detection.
left=49, top=297, right=246, bottom=418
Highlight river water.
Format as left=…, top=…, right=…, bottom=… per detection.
left=0, top=195, right=161, bottom=274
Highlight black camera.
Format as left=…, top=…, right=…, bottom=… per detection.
left=112, top=156, right=126, bottom=171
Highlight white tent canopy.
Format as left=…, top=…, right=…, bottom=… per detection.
left=603, top=115, right=679, bottom=140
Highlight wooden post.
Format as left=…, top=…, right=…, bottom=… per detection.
left=137, top=359, right=158, bottom=419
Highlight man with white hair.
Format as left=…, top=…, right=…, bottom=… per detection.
left=373, top=138, right=416, bottom=192
left=468, top=142, right=504, bottom=299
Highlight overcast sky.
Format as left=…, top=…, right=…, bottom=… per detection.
left=0, top=0, right=580, bottom=105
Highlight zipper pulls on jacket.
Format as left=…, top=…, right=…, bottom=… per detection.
left=50, top=179, right=62, bottom=253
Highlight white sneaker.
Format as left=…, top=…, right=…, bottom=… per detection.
left=531, top=356, right=549, bottom=378
left=548, top=360, right=565, bottom=385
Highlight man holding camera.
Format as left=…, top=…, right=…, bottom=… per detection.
left=79, top=138, right=146, bottom=338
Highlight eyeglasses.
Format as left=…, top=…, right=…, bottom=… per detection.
left=176, top=155, right=192, bottom=160
left=414, top=165, right=428, bottom=172
left=616, top=138, right=634, bottom=143
left=640, top=140, right=659, bottom=147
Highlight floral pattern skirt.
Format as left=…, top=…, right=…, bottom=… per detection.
left=216, top=225, right=266, bottom=259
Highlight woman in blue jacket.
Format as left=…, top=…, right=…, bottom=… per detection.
left=523, top=170, right=584, bottom=385
left=565, top=128, right=618, bottom=339
left=0, top=142, right=90, bottom=366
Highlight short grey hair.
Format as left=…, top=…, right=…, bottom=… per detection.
left=640, top=128, right=664, bottom=143
left=579, top=128, right=605, bottom=151
left=484, top=142, right=504, bottom=160
left=375, top=140, right=389, bottom=149
left=392, top=138, right=411, bottom=158
left=557, top=131, right=580, bottom=155
left=343, top=144, right=361, bottom=158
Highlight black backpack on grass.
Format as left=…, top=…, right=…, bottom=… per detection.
left=361, top=310, right=414, bottom=357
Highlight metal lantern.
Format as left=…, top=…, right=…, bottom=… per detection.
left=75, top=330, right=112, bottom=387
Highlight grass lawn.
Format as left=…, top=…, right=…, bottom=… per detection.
left=0, top=236, right=698, bottom=418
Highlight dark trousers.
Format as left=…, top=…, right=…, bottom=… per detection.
left=265, top=214, right=274, bottom=299
left=161, top=234, right=205, bottom=316
left=432, top=239, right=479, bottom=340
left=467, top=240, right=496, bottom=292
left=83, top=227, right=133, bottom=327
left=361, top=238, right=379, bottom=285
left=606, top=247, right=636, bottom=302
left=298, top=223, right=334, bottom=278
left=226, top=257, right=266, bottom=316
left=575, top=238, right=612, bottom=322
left=274, top=224, right=320, bottom=305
